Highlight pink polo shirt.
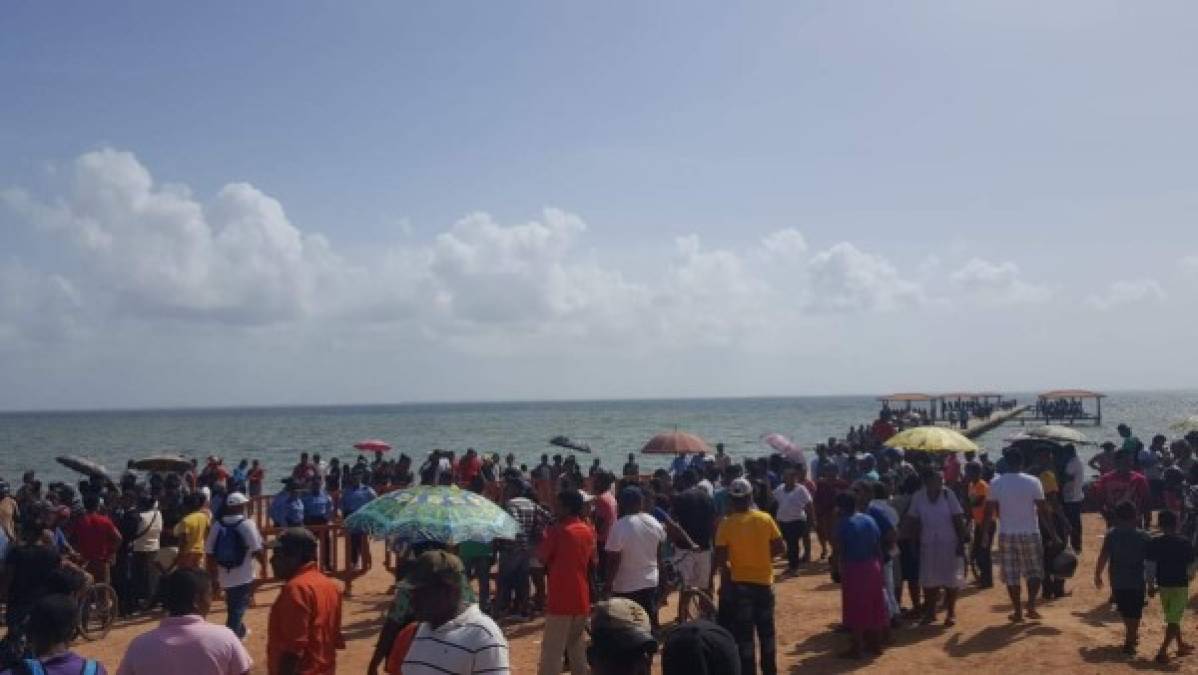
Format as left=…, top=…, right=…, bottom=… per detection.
left=116, top=615, right=252, bottom=675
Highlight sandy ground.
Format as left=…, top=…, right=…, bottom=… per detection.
left=75, top=513, right=1198, bottom=674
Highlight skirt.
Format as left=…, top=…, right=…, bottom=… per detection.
left=919, top=539, right=964, bottom=589
left=841, top=559, right=889, bottom=631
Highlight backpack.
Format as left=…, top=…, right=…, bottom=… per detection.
left=22, top=658, right=98, bottom=675
left=213, top=517, right=249, bottom=570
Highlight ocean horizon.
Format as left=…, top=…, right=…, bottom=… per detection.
left=3, top=390, right=1195, bottom=486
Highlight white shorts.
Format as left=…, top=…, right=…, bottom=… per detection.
left=673, top=548, right=713, bottom=590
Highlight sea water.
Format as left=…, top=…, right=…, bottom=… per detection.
left=1, top=391, right=1194, bottom=485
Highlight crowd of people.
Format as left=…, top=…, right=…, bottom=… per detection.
left=1037, top=397, right=1089, bottom=421
left=3, top=414, right=1198, bottom=673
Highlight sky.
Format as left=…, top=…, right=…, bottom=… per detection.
left=2, top=1, right=1197, bottom=410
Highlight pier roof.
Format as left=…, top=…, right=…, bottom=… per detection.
left=1038, top=389, right=1105, bottom=399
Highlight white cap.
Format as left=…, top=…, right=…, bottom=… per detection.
left=225, top=492, right=249, bottom=507
left=199, top=486, right=212, bottom=501
left=728, top=477, right=753, bottom=498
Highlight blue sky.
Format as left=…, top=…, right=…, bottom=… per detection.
left=2, top=2, right=1197, bottom=409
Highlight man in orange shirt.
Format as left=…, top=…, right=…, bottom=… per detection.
left=965, top=462, right=992, bottom=588
left=537, top=489, right=597, bottom=675
left=267, top=528, right=344, bottom=675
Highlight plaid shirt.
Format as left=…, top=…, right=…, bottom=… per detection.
left=505, top=497, right=553, bottom=550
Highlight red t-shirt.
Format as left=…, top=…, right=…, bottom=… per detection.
left=537, top=516, right=596, bottom=616
left=72, top=512, right=120, bottom=562
left=1094, top=470, right=1150, bottom=512
left=872, top=420, right=896, bottom=443
left=457, top=455, right=482, bottom=484
left=593, top=492, right=617, bottom=543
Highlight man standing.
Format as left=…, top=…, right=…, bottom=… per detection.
left=72, top=494, right=123, bottom=584
left=497, top=478, right=552, bottom=620
left=771, top=467, right=815, bottom=574
left=301, top=480, right=334, bottom=571
left=339, top=474, right=377, bottom=571
left=205, top=492, right=264, bottom=639
left=714, top=478, right=785, bottom=675
left=401, top=550, right=509, bottom=675
left=174, top=492, right=211, bottom=571
left=537, top=489, right=596, bottom=675
left=0, top=480, right=18, bottom=541
left=965, top=462, right=993, bottom=588
left=269, top=480, right=305, bottom=529
left=267, top=528, right=344, bottom=675
left=1092, top=450, right=1150, bottom=524
left=604, top=487, right=666, bottom=631
left=590, top=472, right=617, bottom=586
left=983, top=452, right=1060, bottom=623
left=116, top=568, right=253, bottom=674
left=671, top=470, right=719, bottom=598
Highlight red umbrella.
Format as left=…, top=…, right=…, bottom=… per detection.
left=641, top=431, right=712, bottom=455
left=353, top=439, right=392, bottom=453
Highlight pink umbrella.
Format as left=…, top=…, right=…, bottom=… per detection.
left=762, top=433, right=805, bottom=464
left=353, top=439, right=392, bottom=453
left=641, top=432, right=712, bottom=455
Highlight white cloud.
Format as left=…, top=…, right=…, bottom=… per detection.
left=0, top=263, right=82, bottom=344
left=950, top=257, right=1051, bottom=305
left=3, top=148, right=338, bottom=324
left=1085, top=279, right=1166, bottom=311
left=806, top=242, right=924, bottom=312
left=759, top=228, right=808, bottom=260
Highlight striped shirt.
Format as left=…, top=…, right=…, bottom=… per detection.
left=402, top=604, right=509, bottom=675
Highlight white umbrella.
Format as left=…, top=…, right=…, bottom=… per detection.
left=1024, top=425, right=1090, bottom=444
left=1170, top=415, right=1198, bottom=434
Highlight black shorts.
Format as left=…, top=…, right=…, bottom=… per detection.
left=1113, top=587, right=1146, bottom=620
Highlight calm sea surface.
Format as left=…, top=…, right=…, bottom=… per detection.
left=2, top=391, right=1195, bottom=485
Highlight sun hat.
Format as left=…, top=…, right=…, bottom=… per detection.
left=224, top=492, right=249, bottom=507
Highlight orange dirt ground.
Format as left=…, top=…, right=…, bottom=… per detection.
left=74, top=513, right=1198, bottom=673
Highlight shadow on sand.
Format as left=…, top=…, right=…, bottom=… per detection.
left=942, top=622, right=1060, bottom=658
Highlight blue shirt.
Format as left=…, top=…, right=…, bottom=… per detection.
left=340, top=486, right=377, bottom=515
left=269, top=493, right=305, bottom=527
left=302, top=491, right=333, bottom=519
left=670, top=455, right=689, bottom=476
left=837, top=512, right=881, bottom=563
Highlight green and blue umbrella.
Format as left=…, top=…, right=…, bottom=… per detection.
left=344, top=485, right=519, bottom=545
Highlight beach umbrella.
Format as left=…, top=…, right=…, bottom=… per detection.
left=353, top=439, right=391, bottom=453
left=130, top=454, right=191, bottom=473
left=55, top=455, right=116, bottom=483
left=344, top=485, right=519, bottom=544
left=1170, top=415, right=1198, bottom=434
left=761, top=433, right=805, bottom=464
left=641, top=431, right=712, bottom=455
left=1023, top=425, right=1090, bottom=445
left=884, top=426, right=978, bottom=454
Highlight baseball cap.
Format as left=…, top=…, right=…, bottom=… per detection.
left=403, top=550, right=465, bottom=590
left=617, top=486, right=644, bottom=507
left=266, top=527, right=318, bottom=555
left=199, top=486, right=212, bottom=501
left=590, top=598, right=657, bottom=654
left=728, top=477, right=753, bottom=498
left=225, top=492, right=249, bottom=507
left=661, top=619, right=741, bottom=675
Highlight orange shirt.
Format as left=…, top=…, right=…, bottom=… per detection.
left=268, top=562, right=345, bottom=675
left=968, top=479, right=989, bottom=524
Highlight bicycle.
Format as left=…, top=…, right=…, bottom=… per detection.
left=662, top=548, right=717, bottom=625
left=76, top=582, right=118, bottom=641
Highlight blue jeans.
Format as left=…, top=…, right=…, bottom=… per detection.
left=224, top=583, right=253, bottom=638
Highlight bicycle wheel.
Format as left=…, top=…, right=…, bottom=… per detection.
left=77, top=583, right=118, bottom=641
left=679, top=587, right=717, bottom=623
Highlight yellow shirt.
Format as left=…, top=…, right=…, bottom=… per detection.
left=715, top=508, right=782, bottom=585
left=1040, top=470, right=1059, bottom=496
left=174, top=510, right=210, bottom=555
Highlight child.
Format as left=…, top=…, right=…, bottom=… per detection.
left=1094, top=501, right=1151, bottom=656
left=1146, top=510, right=1195, bottom=664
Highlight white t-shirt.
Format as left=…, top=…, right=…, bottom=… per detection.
left=132, top=510, right=162, bottom=553
left=605, top=512, right=666, bottom=593
left=987, top=472, right=1045, bottom=535
left=1062, top=456, right=1086, bottom=504
left=772, top=484, right=813, bottom=523
left=403, top=604, right=509, bottom=675
left=204, top=516, right=263, bottom=589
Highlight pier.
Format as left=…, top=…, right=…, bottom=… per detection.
left=947, top=405, right=1030, bottom=439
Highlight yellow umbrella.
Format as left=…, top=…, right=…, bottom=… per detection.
left=885, top=426, right=978, bottom=453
